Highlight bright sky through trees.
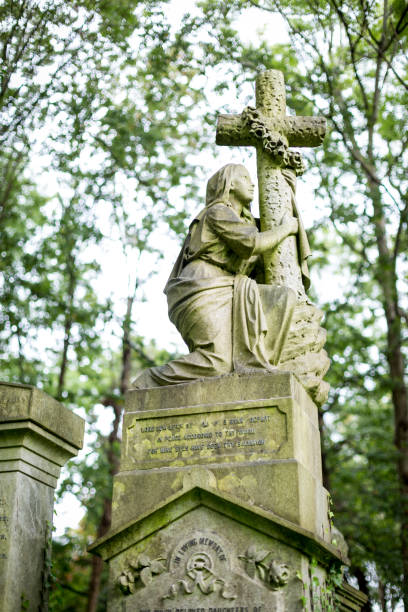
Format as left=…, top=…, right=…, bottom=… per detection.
left=3, top=0, right=406, bottom=608
left=51, top=2, right=295, bottom=537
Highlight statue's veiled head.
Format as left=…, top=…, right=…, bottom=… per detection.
left=206, top=163, right=253, bottom=207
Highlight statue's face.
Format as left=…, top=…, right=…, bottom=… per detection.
left=230, top=166, right=254, bottom=205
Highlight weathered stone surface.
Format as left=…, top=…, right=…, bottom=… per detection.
left=336, top=582, right=370, bottom=611
left=279, top=303, right=330, bottom=404
left=89, top=372, right=370, bottom=609
left=134, top=70, right=330, bottom=406
left=216, top=113, right=326, bottom=149
left=128, top=370, right=315, bottom=415
left=215, top=69, right=330, bottom=404
left=116, top=372, right=328, bottom=539
left=87, top=67, right=368, bottom=608
left=0, top=381, right=84, bottom=449
left=0, top=471, right=54, bottom=611
left=217, top=70, right=326, bottom=298
left=133, top=164, right=300, bottom=390
left=0, top=382, right=85, bottom=612
left=91, top=486, right=350, bottom=611
left=112, top=459, right=329, bottom=543
left=280, top=303, right=327, bottom=363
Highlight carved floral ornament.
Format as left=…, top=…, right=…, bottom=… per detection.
left=117, top=549, right=237, bottom=600
left=117, top=545, right=290, bottom=598
left=239, top=545, right=290, bottom=590
left=163, top=551, right=236, bottom=601
left=117, top=554, right=166, bottom=595
left=242, top=105, right=306, bottom=176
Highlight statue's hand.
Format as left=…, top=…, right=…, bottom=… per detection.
left=280, top=213, right=298, bottom=235
left=255, top=216, right=298, bottom=254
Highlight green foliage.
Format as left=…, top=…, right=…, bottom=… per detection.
left=1, top=0, right=407, bottom=609
left=324, top=304, right=402, bottom=586
left=1, top=1, right=208, bottom=607
left=182, top=0, right=408, bottom=606
left=48, top=340, right=176, bottom=609
left=49, top=529, right=98, bottom=611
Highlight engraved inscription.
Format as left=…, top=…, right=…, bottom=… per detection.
left=125, top=406, right=286, bottom=467
left=138, top=607, right=263, bottom=611
left=164, top=532, right=236, bottom=602
left=0, top=496, right=8, bottom=561
left=173, top=537, right=227, bottom=566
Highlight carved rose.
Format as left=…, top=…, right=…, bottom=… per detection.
left=268, top=559, right=290, bottom=589
left=239, top=545, right=290, bottom=590
left=286, top=150, right=306, bottom=176
left=239, top=544, right=270, bottom=580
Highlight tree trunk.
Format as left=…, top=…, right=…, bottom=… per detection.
left=120, top=296, right=133, bottom=395
left=57, top=313, right=73, bottom=400
left=86, top=294, right=135, bottom=612
left=378, top=580, right=387, bottom=612
left=318, top=406, right=331, bottom=490
left=368, top=178, right=408, bottom=609
left=57, top=256, right=76, bottom=399
left=86, top=497, right=112, bottom=612
left=351, top=566, right=372, bottom=611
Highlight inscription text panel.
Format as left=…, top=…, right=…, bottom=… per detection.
left=124, top=406, right=286, bottom=468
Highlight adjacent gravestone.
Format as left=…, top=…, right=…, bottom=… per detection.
left=0, top=381, right=85, bottom=612
left=90, top=69, right=367, bottom=611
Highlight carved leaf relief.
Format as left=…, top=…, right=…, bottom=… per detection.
left=239, top=546, right=290, bottom=590
left=117, top=553, right=167, bottom=595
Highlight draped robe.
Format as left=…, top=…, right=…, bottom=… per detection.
left=135, top=201, right=297, bottom=387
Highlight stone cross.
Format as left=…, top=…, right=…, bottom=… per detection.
left=216, top=69, right=326, bottom=301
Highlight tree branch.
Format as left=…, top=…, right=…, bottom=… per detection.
left=125, top=338, right=156, bottom=367
left=330, top=0, right=370, bottom=112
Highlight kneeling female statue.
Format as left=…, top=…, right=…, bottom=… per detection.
left=133, top=163, right=298, bottom=388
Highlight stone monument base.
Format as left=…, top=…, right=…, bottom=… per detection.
left=90, top=371, right=367, bottom=611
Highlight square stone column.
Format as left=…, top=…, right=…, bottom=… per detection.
left=114, top=371, right=329, bottom=540
left=0, top=382, right=85, bottom=612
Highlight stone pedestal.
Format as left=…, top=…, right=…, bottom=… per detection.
left=0, top=382, right=85, bottom=612
left=90, top=372, right=366, bottom=610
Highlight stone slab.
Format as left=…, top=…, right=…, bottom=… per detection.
left=336, top=582, right=369, bottom=611
left=0, top=445, right=61, bottom=479
left=91, top=371, right=367, bottom=610
left=0, top=471, right=54, bottom=611
left=108, top=506, right=312, bottom=610
left=124, top=372, right=320, bottom=476
left=127, top=371, right=317, bottom=425
left=122, top=397, right=321, bottom=477
left=115, top=372, right=327, bottom=540
left=0, top=421, right=83, bottom=490
left=0, top=381, right=84, bottom=450
left=112, top=461, right=330, bottom=540
left=123, top=401, right=288, bottom=469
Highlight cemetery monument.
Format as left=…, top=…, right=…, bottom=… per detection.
left=90, top=70, right=367, bottom=611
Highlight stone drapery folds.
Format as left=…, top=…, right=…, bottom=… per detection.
left=132, top=164, right=298, bottom=389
